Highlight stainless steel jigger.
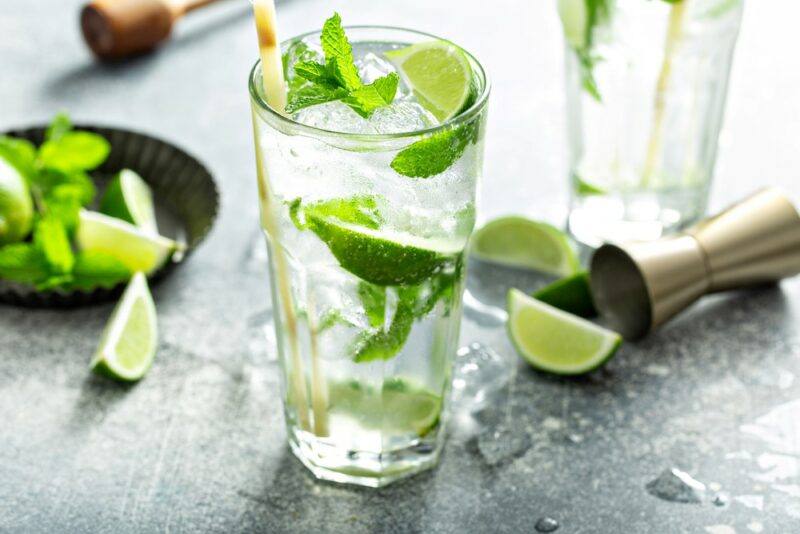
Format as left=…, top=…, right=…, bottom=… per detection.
left=590, top=188, right=800, bottom=340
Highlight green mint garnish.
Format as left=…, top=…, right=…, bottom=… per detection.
left=352, top=285, right=418, bottom=363
left=358, top=281, right=387, bottom=328
left=0, top=113, right=118, bottom=291
left=284, top=13, right=399, bottom=117
left=390, top=120, right=480, bottom=178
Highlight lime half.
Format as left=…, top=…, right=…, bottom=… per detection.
left=76, top=210, right=181, bottom=274
left=507, top=288, right=621, bottom=375
left=471, top=216, right=579, bottom=276
left=327, top=378, right=442, bottom=437
left=307, top=213, right=462, bottom=286
left=534, top=271, right=597, bottom=318
left=91, top=272, right=158, bottom=382
left=385, top=40, right=473, bottom=122
left=0, top=156, right=33, bottom=245
left=100, top=169, right=158, bottom=234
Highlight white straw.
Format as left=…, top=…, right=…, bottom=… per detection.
left=252, top=0, right=287, bottom=113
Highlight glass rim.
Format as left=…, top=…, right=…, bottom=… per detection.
left=248, top=25, right=491, bottom=142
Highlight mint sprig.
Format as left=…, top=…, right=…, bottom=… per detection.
left=284, top=13, right=399, bottom=117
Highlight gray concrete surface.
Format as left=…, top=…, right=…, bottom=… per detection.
left=2, top=1, right=800, bottom=532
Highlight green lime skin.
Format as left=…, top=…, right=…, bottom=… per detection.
left=534, top=271, right=597, bottom=318
left=0, top=158, right=34, bottom=245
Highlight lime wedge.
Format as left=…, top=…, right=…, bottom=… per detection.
left=385, top=40, right=473, bottom=122
left=534, top=271, right=597, bottom=318
left=471, top=216, right=579, bottom=276
left=507, top=288, right=621, bottom=375
left=99, top=169, right=158, bottom=234
left=327, top=378, right=442, bottom=436
left=557, top=0, right=589, bottom=49
left=91, top=272, right=157, bottom=382
left=76, top=210, right=180, bottom=275
left=307, top=212, right=462, bottom=286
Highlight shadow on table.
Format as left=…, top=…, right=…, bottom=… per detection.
left=66, top=374, right=137, bottom=434
left=241, top=447, right=435, bottom=532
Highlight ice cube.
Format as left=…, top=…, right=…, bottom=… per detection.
left=357, top=52, right=397, bottom=84
left=368, top=101, right=438, bottom=134
left=293, top=101, right=377, bottom=134
left=451, top=343, right=513, bottom=412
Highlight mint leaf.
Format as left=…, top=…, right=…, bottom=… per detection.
left=45, top=113, right=73, bottom=142
left=294, top=61, right=339, bottom=87
left=32, top=168, right=95, bottom=205
left=320, top=13, right=362, bottom=91
left=0, top=244, right=49, bottom=285
left=283, top=41, right=324, bottom=92
left=69, top=250, right=131, bottom=290
left=390, top=120, right=479, bottom=178
left=33, top=215, right=74, bottom=274
left=0, top=136, right=37, bottom=181
left=285, top=84, right=348, bottom=114
left=42, top=184, right=85, bottom=234
left=353, top=286, right=418, bottom=363
left=39, top=131, right=110, bottom=172
left=357, top=282, right=386, bottom=328
left=342, top=73, right=399, bottom=118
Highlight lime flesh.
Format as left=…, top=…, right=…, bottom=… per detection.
left=385, top=40, right=473, bottom=122
left=76, top=210, right=180, bottom=275
left=471, top=216, right=579, bottom=276
left=91, top=273, right=158, bottom=382
left=507, top=288, right=621, bottom=375
left=558, top=0, right=589, bottom=49
left=100, top=169, right=158, bottom=234
left=0, top=156, right=33, bottom=245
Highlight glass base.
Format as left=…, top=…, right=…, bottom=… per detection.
left=288, top=425, right=444, bottom=487
left=568, top=188, right=707, bottom=247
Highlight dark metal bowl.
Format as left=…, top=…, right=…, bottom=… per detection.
left=0, top=124, right=219, bottom=307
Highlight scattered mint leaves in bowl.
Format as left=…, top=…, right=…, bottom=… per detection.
left=0, top=114, right=219, bottom=307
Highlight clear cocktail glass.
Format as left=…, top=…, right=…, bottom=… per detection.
left=249, top=26, right=490, bottom=487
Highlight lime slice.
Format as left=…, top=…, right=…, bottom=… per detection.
left=385, top=40, right=473, bottom=122
left=308, top=213, right=462, bottom=286
left=91, top=273, right=158, bottom=382
left=507, top=288, right=621, bottom=375
left=76, top=210, right=181, bottom=275
left=471, top=216, right=579, bottom=276
left=534, top=271, right=597, bottom=318
left=327, top=378, right=442, bottom=436
left=557, top=0, right=589, bottom=49
left=0, top=156, right=33, bottom=245
left=99, top=169, right=158, bottom=234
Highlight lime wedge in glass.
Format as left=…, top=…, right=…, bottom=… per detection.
left=471, top=216, right=579, bottom=276
left=99, top=169, right=158, bottom=234
left=385, top=40, right=473, bottom=122
left=91, top=272, right=157, bottom=382
left=76, top=210, right=181, bottom=275
left=507, top=288, right=621, bottom=375
left=307, top=213, right=462, bottom=286
left=327, top=378, right=442, bottom=437
left=534, top=270, right=597, bottom=318
left=557, top=0, right=589, bottom=49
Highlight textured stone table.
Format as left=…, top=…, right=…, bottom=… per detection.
left=2, top=1, right=800, bottom=532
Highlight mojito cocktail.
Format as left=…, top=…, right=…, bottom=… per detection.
left=250, top=17, right=489, bottom=486
left=558, top=0, right=744, bottom=246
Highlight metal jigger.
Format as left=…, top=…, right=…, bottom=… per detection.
left=590, top=188, right=800, bottom=340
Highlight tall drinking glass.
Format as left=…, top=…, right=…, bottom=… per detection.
left=558, top=0, right=744, bottom=246
left=249, top=27, right=490, bottom=487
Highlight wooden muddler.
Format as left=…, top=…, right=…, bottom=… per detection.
left=81, top=0, right=224, bottom=60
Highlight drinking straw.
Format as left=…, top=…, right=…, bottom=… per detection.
left=252, top=0, right=287, bottom=113
left=642, top=0, right=688, bottom=186
left=251, top=0, right=329, bottom=436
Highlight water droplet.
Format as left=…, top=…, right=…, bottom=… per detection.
left=646, top=468, right=706, bottom=503
left=534, top=517, right=560, bottom=532
left=476, top=424, right=531, bottom=467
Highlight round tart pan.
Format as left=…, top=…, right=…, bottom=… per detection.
left=0, top=124, right=219, bottom=307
